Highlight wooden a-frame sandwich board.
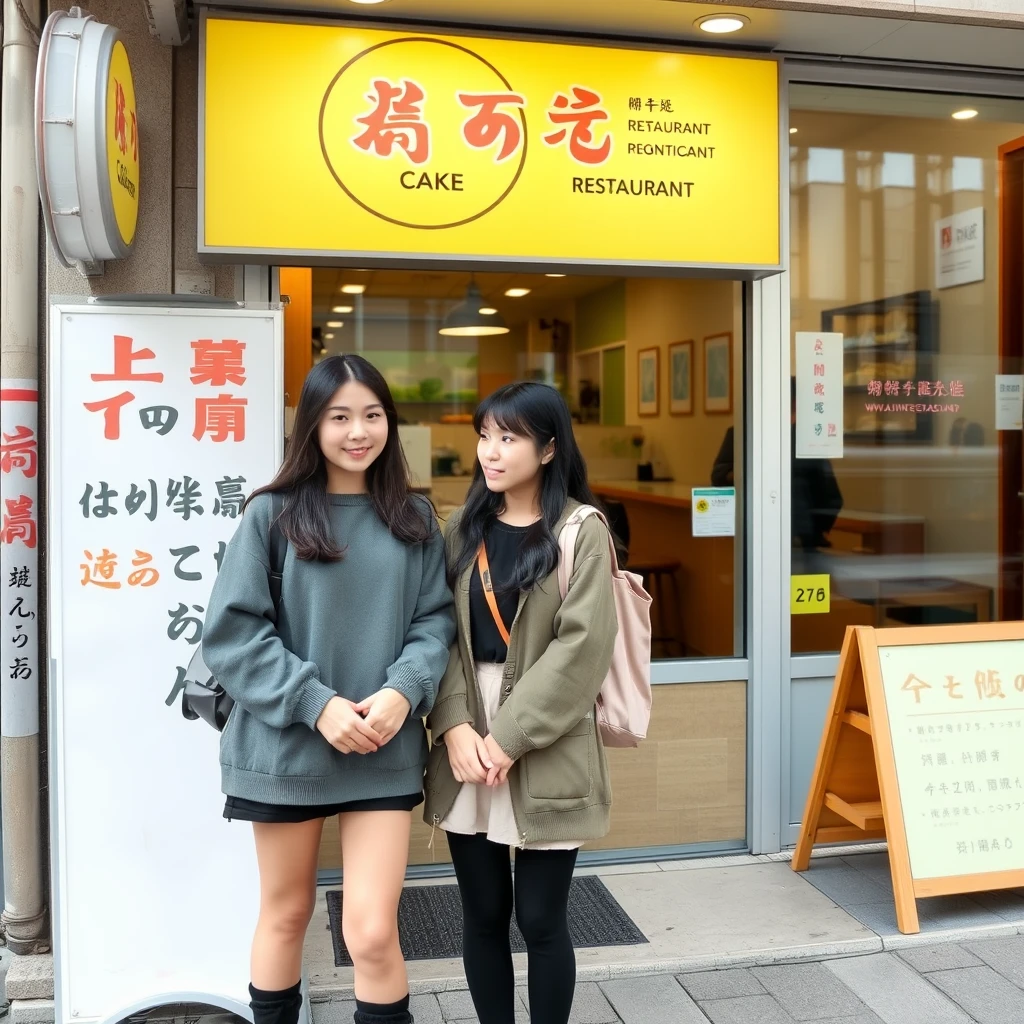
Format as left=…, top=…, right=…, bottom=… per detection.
left=793, top=623, right=1024, bottom=934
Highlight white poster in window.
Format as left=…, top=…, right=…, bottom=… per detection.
left=935, top=207, right=984, bottom=290
left=996, top=375, right=1024, bottom=432
left=795, top=332, right=843, bottom=459
left=692, top=487, right=735, bottom=537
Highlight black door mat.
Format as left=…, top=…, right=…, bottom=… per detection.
left=326, top=875, right=648, bottom=966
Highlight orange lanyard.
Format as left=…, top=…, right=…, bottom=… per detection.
left=476, top=543, right=511, bottom=646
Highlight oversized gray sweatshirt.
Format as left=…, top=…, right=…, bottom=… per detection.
left=202, top=492, right=456, bottom=805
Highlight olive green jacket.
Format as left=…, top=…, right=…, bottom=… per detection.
left=424, top=500, right=618, bottom=846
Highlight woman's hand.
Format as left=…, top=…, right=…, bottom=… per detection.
left=444, top=723, right=493, bottom=784
left=483, top=734, right=515, bottom=787
left=316, top=696, right=382, bottom=755
left=352, top=688, right=411, bottom=746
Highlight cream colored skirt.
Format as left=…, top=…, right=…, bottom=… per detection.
left=440, top=662, right=582, bottom=851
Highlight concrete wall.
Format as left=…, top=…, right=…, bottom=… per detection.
left=46, top=0, right=239, bottom=302
left=747, top=0, right=1024, bottom=27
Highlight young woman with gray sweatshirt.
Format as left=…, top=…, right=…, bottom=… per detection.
left=202, top=354, right=455, bottom=1024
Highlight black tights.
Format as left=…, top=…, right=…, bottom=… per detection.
left=447, top=831, right=578, bottom=1024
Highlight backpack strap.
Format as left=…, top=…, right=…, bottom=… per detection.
left=556, top=505, right=605, bottom=600
left=268, top=492, right=287, bottom=619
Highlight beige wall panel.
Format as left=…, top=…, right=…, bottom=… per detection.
left=318, top=682, right=747, bottom=870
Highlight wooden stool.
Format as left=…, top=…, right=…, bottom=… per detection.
left=630, top=560, right=685, bottom=657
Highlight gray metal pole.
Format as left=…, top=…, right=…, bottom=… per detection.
left=1, top=0, right=47, bottom=955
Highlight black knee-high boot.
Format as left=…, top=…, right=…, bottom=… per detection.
left=249, top=981, right=303, bottom=1024
left=353, top=995, right=413, bottom=1024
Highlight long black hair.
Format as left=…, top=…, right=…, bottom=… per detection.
left=248, top=354, right=432, bottom=561
left=449, top=382, right=599, bottom=591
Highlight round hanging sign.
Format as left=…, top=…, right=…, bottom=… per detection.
left=36, top=8, right=140, bottom=271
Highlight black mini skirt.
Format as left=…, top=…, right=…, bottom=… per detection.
left=224, top=791, right=423, bottom=824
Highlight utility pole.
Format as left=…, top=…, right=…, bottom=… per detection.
left=1, top=0, right=48, bottom=955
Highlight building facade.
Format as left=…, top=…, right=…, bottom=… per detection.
left=3, top=0, right=1024, bottom=955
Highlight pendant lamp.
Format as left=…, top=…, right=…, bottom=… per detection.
left=438, top=282, right=509, bottom=336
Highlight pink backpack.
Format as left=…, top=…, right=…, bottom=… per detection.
left=557, top=506, right=653, bottom=747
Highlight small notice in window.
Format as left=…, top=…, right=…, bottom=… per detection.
left=691, top=487, right=735, bottom=537
left=995, top=375, right=1023, bottom=432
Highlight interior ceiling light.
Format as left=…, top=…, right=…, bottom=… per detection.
left=347, top=0, right=390, bottom=4
left=324, top=333, right=335, bottom=340
left=545, top=273, right=566, bottom=278
left=504, top=287, right=531, bottom=297
left=478, top=307, right=499, bottom=315
left=340, top=284, right=366, bottom=294
left=789, top=127, right=798, bottom=134
left=439, top=282, right=510, bottom=337
left=952, top=108, right=979, bottom=120
left=332, top=305, right=353, bottom=314
left=695, top=14, right=749, bottom=33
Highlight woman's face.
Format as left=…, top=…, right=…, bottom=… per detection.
left=317, top=380, right=390, bottom=487
left=476, top=415, right=553, bottom=496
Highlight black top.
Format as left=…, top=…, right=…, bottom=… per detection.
left=470, top=520, right=528, bottom=663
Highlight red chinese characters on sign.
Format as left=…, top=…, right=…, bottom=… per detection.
left=114, top=80, right=127, bottom=156
left=83, top=335, right=249, bottom=442
left=191, top=339, right=247, bottom=387
left=868, top=380, right=965, bottom=398
left=92, top=335, right=163, bottom=383
left=194, top=395, right=248, bottom=443
left=0, top=427, right=37, bottom=479
left=542, top=87, right=612, bottom=165
left=2, top=496, right=36, bottom=549
left=353, top=79, right=431, bottom=165
left=84, top=392, right=135, bottom=441
left=458, top=92, right=526, bottom=163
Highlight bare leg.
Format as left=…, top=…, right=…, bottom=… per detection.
left=250, top=818, right=325, bottom=989
left=338, top=810, right=412, bottom=1004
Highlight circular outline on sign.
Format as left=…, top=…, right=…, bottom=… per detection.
left=318, top=36, right=528, bottom=231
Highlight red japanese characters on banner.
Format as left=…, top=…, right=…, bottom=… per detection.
left=0, top=379, right=39, bottom=735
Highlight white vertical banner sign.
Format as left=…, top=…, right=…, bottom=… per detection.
left=49, top=306, right=283, bottom=1024
left=1, top=380, right=40, bottom=736
left=795, top=332, right=844, bottom=459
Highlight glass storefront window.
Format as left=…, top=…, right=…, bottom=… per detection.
left=789, top=85, right=1024, bottom=654
left=304, top=270, right=746, bottom=662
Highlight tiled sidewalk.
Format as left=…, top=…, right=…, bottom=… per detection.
left=312, top=934, right=1024, bottom=1023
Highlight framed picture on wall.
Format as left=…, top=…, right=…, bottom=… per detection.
left=668, top=341, right=693, bottom=416
left=703, top=333, right=732, bottom=414
left=638, top=347, right=659, bottom=417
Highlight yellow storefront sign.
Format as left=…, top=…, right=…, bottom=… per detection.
left=106, top=39, right=139, bottom=248
left=200, top=15, right=780, bottom=271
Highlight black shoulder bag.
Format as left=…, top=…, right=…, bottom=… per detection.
left=181, top=492, right=286, bottom=731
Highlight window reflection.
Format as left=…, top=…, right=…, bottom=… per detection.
left=790, top=85, right=1024, bottom=654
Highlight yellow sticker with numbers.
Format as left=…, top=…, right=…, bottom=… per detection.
left=791, top=574, right=830, bottom=615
